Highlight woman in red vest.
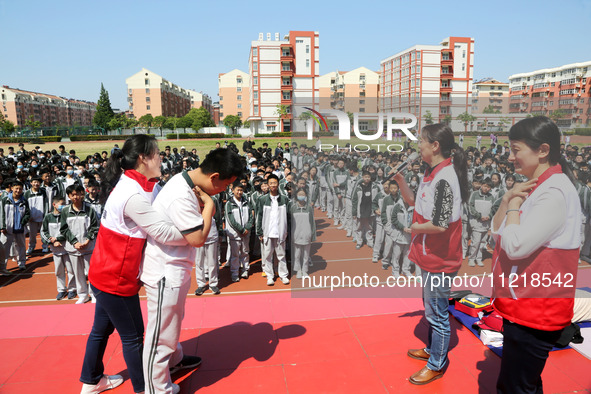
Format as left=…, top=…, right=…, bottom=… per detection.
left=491, top=116, right=580, bottom=393
left=394, top=123, right=470, bottom=385
left=80, top=135, right=186, bottom=394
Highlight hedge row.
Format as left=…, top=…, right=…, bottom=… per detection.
left=70, top=135, right=155, bottom=141
left=254, top=132, right=333, bottom=138
left=166, top=133, right=227, bottom=140
left=0, top=136, right=62, bottom=143
left=573, top=128, right=591, bottom=136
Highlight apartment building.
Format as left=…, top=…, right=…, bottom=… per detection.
left=508, top=61, right=591, bottom=128
left=319, top=67, right=380, bottom=113
left=125, top=68, right=191, bottom=119
left=380, top=36, right=474, bottom=130
left=188, top=90, right=213, bottom=115
left=471, top=78, right=509, bottom=114
left=248, top=31, right=319, bottom=133
left=0, top=85, right=96, bottom=127
left=218, top=69, right=250, bottom=122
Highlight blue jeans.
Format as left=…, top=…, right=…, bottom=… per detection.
left=80, top=284, right=145, bottom=393
left=422, top=270, right=457, bottom=371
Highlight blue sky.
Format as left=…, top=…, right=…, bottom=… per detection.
left=1, top=0, right=590, bottom=110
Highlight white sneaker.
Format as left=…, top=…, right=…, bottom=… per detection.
left=281, top=277, right=290, bottom=285
left=80, top=374, right=124, bottom=393
left=266, top=277, right=275, bottom=286
left=476, top=260, right=484, bottom=267
left=76, top=295, right=91, bottom=304
left=468, top=260, right=475, bottom=267
left=172, top=383, right=180, bottom=394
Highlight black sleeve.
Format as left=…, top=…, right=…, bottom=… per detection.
left=432, top=179, right=453, bottom=229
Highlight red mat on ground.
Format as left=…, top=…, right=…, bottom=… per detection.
left=1, top=293, right=590, bottom=393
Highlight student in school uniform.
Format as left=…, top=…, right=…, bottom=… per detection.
left=41, top=196, right=76, bottom=300
left=352, top=170, right=380, bottom=249
left=467, top=178, right=495, bottom=267
left=256, top=174, right=291, bottom=286
left=60, top=184, right=99, bottom=304
left=380, top=181, right=401, bottom=270
left=84, top=179, right=103, bottom=220
left=331, top=158, right=348, bottom=227
left=24, top=176, right=47, bottom=255
left=344, top=163, right=361, bottom=238
left=195, top=195, right=223, bottom=296
left=291, top=187, right=316, bottom=279
left=0, top=181, right=30, bottom=271
left=225, top=180, right=254, bottom=282
left=390, top=191, right=417, bottom=278
left=142, top=148, right=242, bottom=394
left=491, top=116, right=581, bottom=392
left=371, top=180, right=390, bottom=263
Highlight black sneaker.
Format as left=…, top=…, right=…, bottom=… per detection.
left=194, top=286, right=207, bottom=296
left=67, top=290, right=77, bottom=300
left=170, top=355, right=202, bottom=374
left=210, top=286, right=220, bottom=295
left=56, top=291, right=68, bottom=300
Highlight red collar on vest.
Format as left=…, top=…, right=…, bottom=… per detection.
left=124, top=169, right=158, bottom=192
left=528, top=164, right=562, bottom=196
left=423, top=157, right=452, bottom=182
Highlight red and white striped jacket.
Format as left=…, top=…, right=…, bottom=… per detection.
left=89, top=170, right=157, bottom=296
left=409, top=158, right=463, bottom=273
left=492, top=165, right=581, bottom=331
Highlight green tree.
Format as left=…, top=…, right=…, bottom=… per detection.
left=423, top=110, right=434, bottom=125
left=275, top=104, right=290, bottom=131
left=0, top=117, right=15, bottom=135
left=138, top=114, right=154, bottom=127
left=153, top=115, right=166, bottom=129
left=164, top=116, right=178, bottom=130
left=243, top=120, right=251, bottom=128
left=456, top=111, right=477, bottom=131
left=177, top=115, right=193, bottom=129
left=223, top=115, right=242, bottom=134
left=483, top=105, right=501, bottom=114
left=550, top=109, right=567, bottom=123
left=93, top=83, right=115, bottom=130
left=25, top=115, right=42, bottom=135
left=443, top=114, right=452, bottom=125
left=186, top=107, right=215, bottom=131
left=346, top=111, right=354, bottom=125
left=499, top=116, right=511, bottom=131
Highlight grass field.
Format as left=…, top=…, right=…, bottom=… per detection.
left=0, top=134, right=588, bottom=161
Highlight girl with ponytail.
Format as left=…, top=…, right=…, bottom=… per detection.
left=393, top=123, right=468, bottom=385
left=491, top=116, right=581, bottom=392
left=80, top=135, right=187, bottom=394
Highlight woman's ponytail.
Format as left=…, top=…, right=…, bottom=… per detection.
left=451, top=143, right=470, bottom=202
left=558, top=155, right=577, bottom=185
left=99, top=149, right=124, bottom=205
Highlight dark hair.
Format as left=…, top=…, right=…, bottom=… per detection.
left=52, top=195, right=65, bottom=204
left=232, top=179, right=245, bottom=189
left=100, top=134, right=159, bottom=204
left=31, top=176, right=42, bottom=183
left=11, top=180, right=23, bottom=188
left=66, top=184, right=85, bottom=196
left=509, top=116, right=576, bottom=184
left=421, top=123, right=470, bottom=202
left=199, top=148, right=245, bottom=180
left=482, top=178, right=494, bottom=188
left=267, top=173, right=279, bottom=183
left=87, top=179, right=100, bottom=188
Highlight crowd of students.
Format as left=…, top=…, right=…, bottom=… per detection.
left=1, top=135, right=590, bottom=302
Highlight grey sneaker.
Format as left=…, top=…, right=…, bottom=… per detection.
left=210, top=286, right=220, bottom=295
left=80, top=374, right=123, bottom=394
left=468, top=260, right=475, bottom=267
left=194, top=286, right=207, bottom=296
left=240, top=270, right=249, bottom=279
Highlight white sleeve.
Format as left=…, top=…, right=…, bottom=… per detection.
left=500, top=189, right=566, bottom=260
left=166, top=197, right=204, bottom=235
left=123, top=194, right=186, bottom=245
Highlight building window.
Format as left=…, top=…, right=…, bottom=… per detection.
left=282, top=49, right=290, bottom=56
left=253, top=76, right=258, bottom=85
left=306, top=59, right=310, bottom=67
left=219, top=96, right=223, bottom=101
left=237, top=112, right=242, bottom=117
left=359, top=99, right=365, bottom=104
left=146, top=97, right=150, bottom=102
left=146, top=105, right=150, bottom=110
left=463, top=50, right=466, bottom=58
left=253, top=48, right=257, bottom=56
left=237, top=104, right=242, bottom=109
left=462, top=63, right=465, bottom=71
left=145, top=79, right=149, bottom=85
left=283, top=91, right=291, bottom=100
left=306, top=45, right=310, bottom=54
left=128, top=89, right=132, bottom=95
left=253, top=62, right=258, bottom=70
left=220, top=104, right=223, bottom=109
left=145, top=88, right=150, bottom=94
left=254, top=105, right=259, bottom=115
left=237, top=78, right=242, bottom=84
left=237, top=87, right=242, bottom=92
left=237, top=95, right=242, bottom=100
left=220, top=112, right=223, bottom=117
left=359, top=108, right=365, bottom=113
left=254, top=91, right=258, bottom=99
